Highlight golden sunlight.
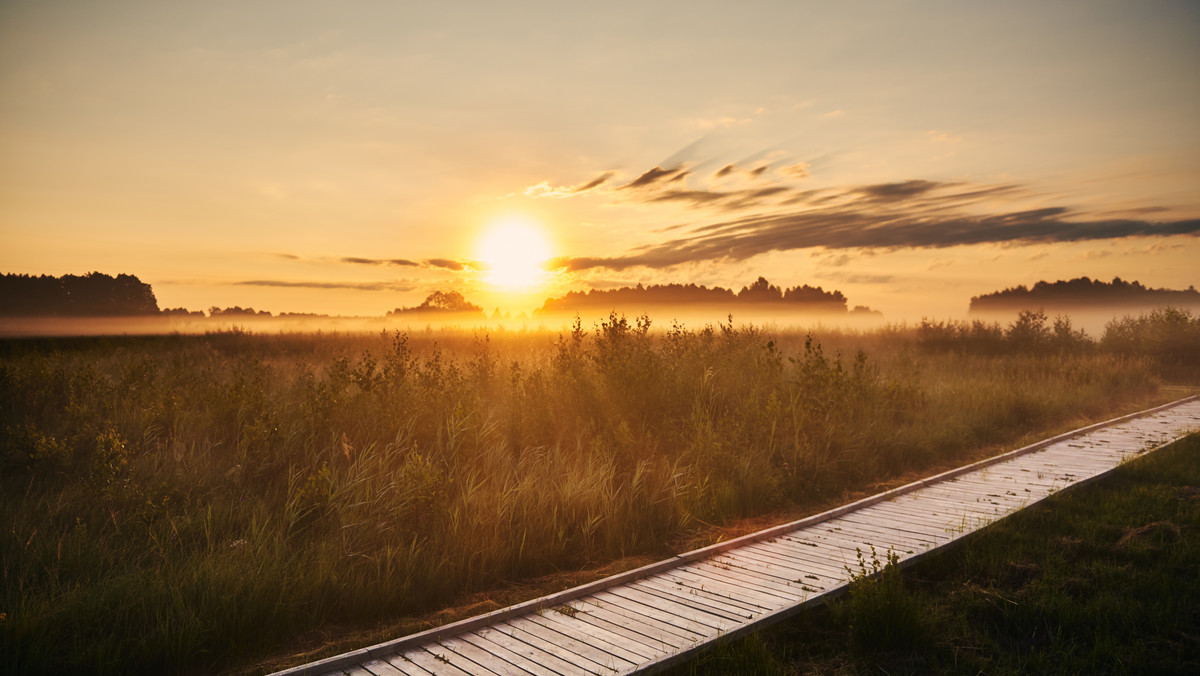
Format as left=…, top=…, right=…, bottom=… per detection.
left=476, top=216, right=553, bottom=290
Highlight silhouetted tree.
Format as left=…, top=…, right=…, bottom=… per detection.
left=537, top=278, right=852, bottom=314
left=0, top=272, right=159, bottom=316
left=209, top=306, right=272, bottom=317
left=389, top=291, right=485, bottom=316
left=970, top=277, right=1200, bottom=312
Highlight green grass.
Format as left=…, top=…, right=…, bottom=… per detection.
left=679, top=434, right=1200, bottom=675
left=0, top=312, right=1192, bottom=675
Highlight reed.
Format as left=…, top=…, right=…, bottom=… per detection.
left=1, top=310, right=1191, bottom=675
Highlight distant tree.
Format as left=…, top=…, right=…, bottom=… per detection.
left=389, top=291, right=485, bottom=316
left=970, top=277, right=1200, bottom=312
left=209, top=306, right=272, bottom=317
left=0, top=272, right=159, bottom=316
left=738, top=277, right=783, bottom=302
left=536, top=278, right=851, bottom=315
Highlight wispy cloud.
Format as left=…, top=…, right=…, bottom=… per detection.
left=340, top=256, right=420, bottom=266
left=621, top=166, right=688, bottom=190
left=278, top=254, right=476, bottom=271
left=424, top=258, right=483, bottom=271
left=236, top=280, right=419, bottom=291
left=548, top=178, right=1200, bottom=272
left=854, top=180, right=943, bottom=202
left=524, top=171, right=615, bottom=198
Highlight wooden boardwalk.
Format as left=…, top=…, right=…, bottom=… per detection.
left=274, top=396, right=1200, bottom=676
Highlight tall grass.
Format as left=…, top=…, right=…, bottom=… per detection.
left=0, top=311, right=1188, bottom=675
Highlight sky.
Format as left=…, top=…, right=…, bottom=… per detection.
left=2, top=0, right=1198, bottom=319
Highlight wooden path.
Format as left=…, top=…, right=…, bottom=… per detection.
left=274, top=396, right=1200, bottom=676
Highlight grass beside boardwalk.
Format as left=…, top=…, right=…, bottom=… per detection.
left=0, top=309, right=1195, bottom=675
left=681, top=434, right=1200, bottom=675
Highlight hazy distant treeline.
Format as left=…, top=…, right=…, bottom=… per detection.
left=537, top=276, right=864, bottom=315
left=388, top=290, right=485, bottom=317
left=970, top=276, right=1200, bottom=312
left=0, top=272, right=158, bottom=316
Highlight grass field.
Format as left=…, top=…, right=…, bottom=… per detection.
left=678, top=433, right=1200, bottom=675
left=0, top=309, right=1196, bottom=675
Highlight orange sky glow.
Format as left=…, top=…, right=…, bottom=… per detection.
left=2, top=1, right=1198, bottom=321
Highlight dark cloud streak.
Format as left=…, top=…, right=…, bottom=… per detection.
left=551, top=206, right=1200, bottom=272
left=622, top=166, right=686, bottom=189
left=236, top=280, right=418, bottom=291
left=340, top=257, right=420, bottom=267
left=574, top=171, right=614, bottom=193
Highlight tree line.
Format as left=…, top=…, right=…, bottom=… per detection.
left=0, top=272, right=159, bottom=316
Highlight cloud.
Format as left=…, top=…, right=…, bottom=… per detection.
left=650, top=190, right=730, bottom=206
left=424, top=258, right=473, bottom=271
left=340, top=257, right=420, bottom=267
left=855, top=180, right=944, bottom=202
left=715, top=164, right=736, bottom=178
left=645, top=186, right=792, bottom=211
left=824, top=273, right=896, bottom=285
left=524, top=171, right=615, bottom=198
left=621, top=166, right=687, bottom=190
left=548, top=184, right=1200, bottom=272
left=574, top=171, right=615, bottom=193
left=236, top=280, right=419, bottom=291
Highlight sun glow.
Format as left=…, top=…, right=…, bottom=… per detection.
left=477, top=217, right=553, bottom=290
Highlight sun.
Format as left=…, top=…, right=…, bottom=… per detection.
left=476, top=217, right=553, bottom=290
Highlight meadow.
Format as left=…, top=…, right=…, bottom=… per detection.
left=1, top=308, right=1196, bottom=675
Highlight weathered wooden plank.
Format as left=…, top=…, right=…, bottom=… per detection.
left=398, top=647, right=476, bottom=676
left=524, top=610, right=654, bottom=663
left=497, top=616, right=636, bottom=673
left=860, top=501, right=994, bottom=528
left=814, top=520, right=940, bottom=554
left=360, top=657, right=411, bottom=676
left=1007, top=454, right=1116, bottom=475
left=816, top=518, right=943, bottom=548
left=722, top=543, right=846, bottom=583
left=907, top=483, right=1032, bottom=507
left=865, top=499, right=1006, bottom=525
left=455, top=632, right=560, bottom=676
left=628, top=578, right=758, bottom=620
left=681, top=559, right=808, bottom=599
left=900, top=484, right=1026, bottom=508
left=657, top=566, right=797, bottom=608
left=377, top=655, right=434, bottom=676
left=492, top=619, right=628, bottom=672
left=710, top=551, right=841, bottom=595
left=771, top=533, right=883, bottom=565
left=739, top=540, right=859, bottom=582
left=532, top=606, right=665, bottom=660
left=638, top=572, right=775, bottom=613
left=437, top=636, right=531, bottom=676
left=603, top=585, right=740, bottom=633
left=573, top=596, right=702, bottom=645
left=677, top=556, right=811, bottom=598
left=559, top=600, right=687, bottom=653
left=590, top=589, right=721, bottom=638
left=465, top=627, right=591, bottom=676
left=716, top=546, right=850, bottom=584
left=817, top=508, right=967, bottom=538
